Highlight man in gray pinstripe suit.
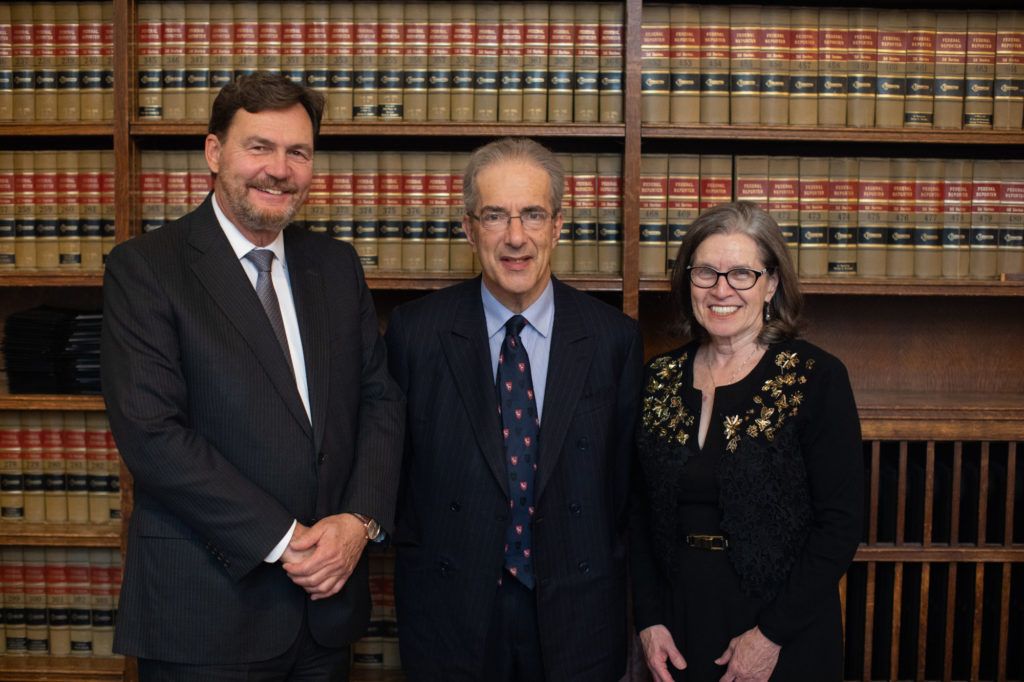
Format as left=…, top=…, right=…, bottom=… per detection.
left=386, top=138, right=643, bottom=681
left=102, top=73, right=404, bottom=681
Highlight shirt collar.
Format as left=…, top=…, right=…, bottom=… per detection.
left=482, top=279, right=555, bottom=341
left=212, top=191, right=287, bottom=265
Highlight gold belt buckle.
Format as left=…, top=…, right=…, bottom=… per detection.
left=686, top=534, right=729, bottom=551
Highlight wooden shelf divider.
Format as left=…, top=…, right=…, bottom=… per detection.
left=0, top=656, right=124, bottom=681
left=0, top=521, right=121, bottom=548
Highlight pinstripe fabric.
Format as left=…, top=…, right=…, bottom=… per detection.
left=386, top=277, right=644, bottom=682
left=101, top=195, right=405, bottom=665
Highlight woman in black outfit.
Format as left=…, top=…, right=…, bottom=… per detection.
left=630, top=202, right=863, bottom=682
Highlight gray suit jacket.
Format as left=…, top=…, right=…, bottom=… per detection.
left=102, top=195, right=404, bottom=663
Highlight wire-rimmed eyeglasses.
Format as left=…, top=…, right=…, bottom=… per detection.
left=467, top=209, right=553, bottom=231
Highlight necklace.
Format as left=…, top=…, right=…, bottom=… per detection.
left=704, top=342, right=761, bottom=392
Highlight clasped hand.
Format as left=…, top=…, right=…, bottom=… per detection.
left=280, top=513, right=368, bottom=600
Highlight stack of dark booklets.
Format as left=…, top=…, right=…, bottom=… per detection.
left=2, top=308, right=103, bottom=395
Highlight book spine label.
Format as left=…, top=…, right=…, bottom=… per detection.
left=327, top=11, right=354, bottom=120
left=474, top=9, right=500, bottom=122
left=639, top=170, right=668, bottom=276
left=427, top=11, right=453, bottom=121
left=499, top=8, right=525, bottom=123
left=965, top=17, right=997, bottom=128
left=404, top=12, right=429, bottom=121
left=699, top=18, right=730, bottom=124
left=669, top=14, right=699, bottom=125
left=905, top=17, right=937, bottom=126
left=547, top=9, right=574, bottom=122
left=598, top=5, right=623, bottom=123
left=641, top=16, right=670, bottom=123
left=574, top=8, right=600, bottom=123
left=597, top=157, right=622, bottom=274
left=402, top=163, right=427, bottom=271
left=666, top=169, right=698, bottom=271
left=450, top=9, right=475, bottom=121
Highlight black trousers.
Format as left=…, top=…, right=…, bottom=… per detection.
left=481, top=575, right=546, bottom=682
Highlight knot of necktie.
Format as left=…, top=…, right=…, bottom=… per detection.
left=505, top=314, right=528, bottom=338
left=245, top=248, right=275, bottom=273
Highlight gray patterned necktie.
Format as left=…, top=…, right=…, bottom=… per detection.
left=244, top=249, right=292, bottom=366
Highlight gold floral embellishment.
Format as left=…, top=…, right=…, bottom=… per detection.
left=722, top=351, right=813, bottom=452
left=643, top=354, right=695, bottom=447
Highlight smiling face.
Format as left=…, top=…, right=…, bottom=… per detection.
left=465, top=159, right=561, bottom=313
left=205, top=103, right=314, bottom=246
left=690, top=232, right=778, bottom=347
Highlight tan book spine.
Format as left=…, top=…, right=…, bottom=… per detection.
left=77, top=2, right=102, bottom=122
left=450, top=3, right=475, bottom=122
left=760, top=7, right=790, bottom=126
left=0, top=412, right=23, bottom=519
left=403, top=3, right=429, bottom=121
left=23, top=548, right=46, bottom=654
left=427, top=4, right=453, bottom=121
left=914, top=158, right=944, bottom=278
left=45, top=548, right=70, bottom=655
left=56, top=151, right=80, bottom=269
left=329, top=151, right=354, bottom=244
left=138, top=150, right=164, bottom=234
left=551, top=153, right=573, bottom=274
left=183, top=3, right=210, bottom=122
left=876, top=11, right=908, bottom=128
left=306, top=2, right=331, bottom=98
left=0, top=5, right=12, bottom=121
left=639, top=154, right=668, bottom=277
left=353, top=3, right=379, bottom=120
left=377, top=152, right=402, bottom=270
left=449, top=152, right=472, bottom=271
left=100, top=2, right=113, bottom=120
left=306, top=154, right=330, bottom=235
left=768, top=157, right=800, bottom=269
left=473, top=4, right=499, bottom=122
left=136, top=1, right=162, bottom=119
left=994, top=11, right=1024, bottom=129
left=66, top=549, right=91, bottom=654
left=964, top=12, right=997, bottom=129
left=88, top=548, right=113, bottom=656
left=729, top=6, right=761, bottom=124
left=0, top=152, right=13, bottom=269
left=668, top=5, right=699, bottom=125
left=818, top=8, right=849, bottom=126
left=424, top=152, right=451, bottom=271
left=846, top=9, right=878, bottom=128
left=33, top=2, right=57, bottom=121
left=159, top=2, right=186, bottom=121
left=60, top=410, right=84, bottom=524
left=377, top=4, right=404, bottom=120
left=353, top=151, right=379, bottom=269
left=208, top=3, right=234, bottom=112
left=699, top=6, right=730, bottom=124
left=188, top=150, right=211, bottom=210
left=327, top=2, right=354, bottom=121
left=523, top=4, right=549, bottom=123
left=14, top=152, right=36, bottom=268
left=699, top=154, right=733, bottom=214
left=77, top=151, right=101, bottom=271
left=3, top=548, right=28, bottom=653
left=734, top=155, right=769, bottom=209
left=105, top=425, right=120, bottom=521
left=80, top=412, right=107, bottom=524
left=12, top=3, right=34, bottom=121
left=942, top=158, right=972, bottom=278
left=970, top=159, right=1001, bottom=277
left=573, top=4, right=600, bottom=122
left=99, top=151, right=114, bottom=261
left=232, top=2, right=258, bottom=78
left=499, top=3, right=525, bottom=122
left=55, top=2, right=79, bottom=122
left=548, top=4, right=574, bottom=123
left=789, top=8, right=818, bottom=126
left=798, top=157, right=829, bottom=277
left=401, top=152, right=427, bottom=272
left=572, top=154, right=598, bottom=273
left=40, top=411, right=66, bottom=522
left=1000, top=160, right=1024, bottom=274
left=597, top=153, right=622, bottom=274
left=163, top=151, right=189, bottom=224
left=641, top=5, right=670, bottom=124
left=667, top=155, right=699, bottom=272
left=905, top=11, right=936, bottom=127
left=934, top=12, right=967, bottom=129
left=256, top=2, right=282, bottom=73
left=887, top=158, right=916, bottom=277
left=599, top=3, right=623, bottom=123
left=33, top=151, right=58, bottom=269
left=21, top=413, right=44, bottom=521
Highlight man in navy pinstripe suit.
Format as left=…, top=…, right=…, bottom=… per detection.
left=386, top=138, right=643, bottom=681
left=102, top=73, right=404, bottom=681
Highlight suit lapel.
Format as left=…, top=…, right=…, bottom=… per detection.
left=286, top=228, right=328, bottom=452
left=438, top=282, right=508, bottom=492
left=537, top=281, right=594, bottom=502
left=187, top=199, right=312, bottom=439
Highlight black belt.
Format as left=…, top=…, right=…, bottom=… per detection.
left=686, top=534, right=729, bottom=551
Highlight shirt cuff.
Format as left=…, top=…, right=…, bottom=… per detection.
left=264, top=519, right=297, bottom=563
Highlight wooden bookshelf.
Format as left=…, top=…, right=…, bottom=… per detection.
left=0, top=522, right=121, bottom=548
left=0, top=656, right=124, bottom=681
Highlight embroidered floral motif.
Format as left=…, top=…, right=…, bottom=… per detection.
left=643, top=354, right=695, bottom=446
left=723, top=351, right=811, bottom=452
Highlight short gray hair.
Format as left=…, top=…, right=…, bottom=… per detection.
left=462, top=137, right=564, bottom=216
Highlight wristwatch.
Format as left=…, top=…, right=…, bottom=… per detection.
left=351, top=513, right=382, bottom=541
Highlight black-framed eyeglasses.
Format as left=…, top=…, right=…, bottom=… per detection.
left=467, top=209, right=553, bottom=232
left=687, top=266, right=771, bottom=291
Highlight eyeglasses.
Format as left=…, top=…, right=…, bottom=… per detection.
left=687, top=266, right=770, bottom=291
left=467, top=209, right=553, bottom=232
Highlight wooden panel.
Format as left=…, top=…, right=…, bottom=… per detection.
left=0, top=522, right=120, bottom=547
left=0, top=656, right=124, bottom=680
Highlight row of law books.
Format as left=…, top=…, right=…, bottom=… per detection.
left=0, top=2, right=115, bottom=123
left=351, top=550, right=399, bottom=672
left=641, top=5, right=1024, bottom=130
left=639, top=154, right=1024, bottom=279
left=136, top=0, right=624, bottom=124
left=0, top=547, right=119, bottom=657
left=141, top=149, right=625, bottom=276
left=0, top=411, right=120, bottom=524
left=0, top=150, right=117, bottom=272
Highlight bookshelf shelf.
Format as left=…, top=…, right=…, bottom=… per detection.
left=640, top=276, right=1024, bottom=297
left=131, top=121, right=628, bottom=139
left=367, top=272, right=624, bottom=291
left=0, top=522, right=121, bottom=548
left=0, top=656, right=123, bottom=681
left=857, top=390, right=1024, bottom=441
left=0, top=124, right=115, bottom=138
left=0, top=273, right=104, bottom=287
left=641, top=124, right=1024, bottom=147
left=0, top=392, right=105, bottom=411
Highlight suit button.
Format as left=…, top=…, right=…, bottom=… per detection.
left=578, top=560, right=590, bottom=574
left=576, top=437, right=589, bottom=450
left=317, top=452, right=326, bottom=465
left=569, top=502, right=581, bottom=516
left=450, top=501, right=461, bottom=512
